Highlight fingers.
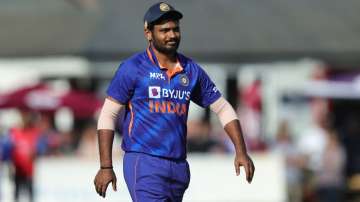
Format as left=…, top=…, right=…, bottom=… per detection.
left=95, top=183, right=103, bottom=197
left=235, top=156, right=255, bottom=183
left=101, top=181, right=110, bottom=198
left=249, top=158, right=255, bottom=182
left=235, top=162, right=240, bottom=176
left=94, top=170, right=118, bottom=198
left=243, top=161, right=250, bottom=183
left=112, top=177, right=117, bottom=191
left=94, top=175, right=109, bottom=197
left=245, top=158, right=255, bottom=183
left=94, top=180, right=105, bottom=197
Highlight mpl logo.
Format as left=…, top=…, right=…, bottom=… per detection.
left=150, top=72, right=165, bottom=80
left=149, top=86, right=161, bottom=98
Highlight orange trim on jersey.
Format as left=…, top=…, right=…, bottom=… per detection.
left=166, top=62, right=183, bottom=79
left=146, top=46, right=184, bottom=79
left=146, top=47, right=156, bottom=65
left=128, top=102, right=134, bottom=136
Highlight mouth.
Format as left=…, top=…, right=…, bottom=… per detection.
left=166, top=41, right=178, bottom=46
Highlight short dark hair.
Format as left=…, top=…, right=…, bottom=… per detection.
left=147, top=14, right=180, bottom=31
left=148, top=22, right=155, bottom=31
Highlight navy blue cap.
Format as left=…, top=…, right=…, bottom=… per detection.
left=144, top=2, right=183, bottom=28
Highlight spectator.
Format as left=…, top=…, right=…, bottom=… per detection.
left=297, top=98, right=346, bottom=202
left=315, top=129, right=346, bottom=202
left=297, top=98, right=329, bottom=202
left=37, top=113, right=61, bottom=155
left=271, top=120, right=302, bottom=202
left=7, top=109, right=46, bottom=202
left=238, top=78, right=266, bottom=152
left=0, top=128, right=13, bottom=201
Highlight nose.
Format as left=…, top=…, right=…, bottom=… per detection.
left=168, top=30, right=176, bottom=38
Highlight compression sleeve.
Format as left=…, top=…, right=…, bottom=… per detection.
left=97, top=98, right=124, bottom=130
left=210, top=96, right=238, bottom=127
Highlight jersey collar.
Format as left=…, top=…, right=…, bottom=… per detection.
left=146, top=45, right=184, bottom=72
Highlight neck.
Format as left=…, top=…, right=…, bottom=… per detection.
left=151, top=44, right=177, bottom=65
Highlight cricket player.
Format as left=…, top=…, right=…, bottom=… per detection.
left=94, top=2, right=255, bottom=201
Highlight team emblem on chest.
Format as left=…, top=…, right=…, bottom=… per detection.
left=179, top=74, right=189, bottom=86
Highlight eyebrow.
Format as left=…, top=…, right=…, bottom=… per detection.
left=159, top=25, right=180, bottom=31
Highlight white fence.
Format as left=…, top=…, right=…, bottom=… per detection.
left=1, top=153, right=286, bottom=202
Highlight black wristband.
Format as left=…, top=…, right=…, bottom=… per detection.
left=100, top=166, right=113, bottom=169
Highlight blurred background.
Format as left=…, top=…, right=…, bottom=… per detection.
left=1, top=0, right=360, bottom=202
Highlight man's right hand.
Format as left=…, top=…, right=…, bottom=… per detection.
left=94, top=169, right=117, bottom=198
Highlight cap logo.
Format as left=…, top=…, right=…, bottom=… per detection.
left=159, top=3, right=170, bottom=12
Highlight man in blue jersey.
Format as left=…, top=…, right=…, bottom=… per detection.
left=94, top=2, right=255, bottom=201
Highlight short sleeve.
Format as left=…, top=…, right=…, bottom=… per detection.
left=106, top=63, right=137, bottom=104
left=191, top=66, right=222, bottom=108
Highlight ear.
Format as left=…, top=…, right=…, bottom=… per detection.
left=144, top=28, right=152, bottom=42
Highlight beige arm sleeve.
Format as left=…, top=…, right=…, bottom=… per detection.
left=97, top=98, right=124, bottom=130
left=210, top=96, right=238, bottom=127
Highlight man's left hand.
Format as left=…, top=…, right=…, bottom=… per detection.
left=234, top=154, right=255, bottom=183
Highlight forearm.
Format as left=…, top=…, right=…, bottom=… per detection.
left=94, top=129, right=118, bottom=197
left=210, top=97, right=248, bottom=155
left=96, top=97, right=124, bottom=167
left=224, top=120, right=248, bottom=155
left=97, top=129, right=115, bottom=167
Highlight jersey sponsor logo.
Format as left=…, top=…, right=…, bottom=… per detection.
left=148, top=86, right=191, bottom=101
left=149, top=100, right=187, bottom=116
left=162, top=88, right=191, bottom=101
left=149, top=86, right=161, bottom=98
left=150, top=72, right=166, bottom=80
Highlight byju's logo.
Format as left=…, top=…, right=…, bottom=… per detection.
left=150, top=72, right=165, bottom=80
left=149, top=86, right=161, bottom=98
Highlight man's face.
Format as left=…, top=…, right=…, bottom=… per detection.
left=149, top=19, right=181, bottom=54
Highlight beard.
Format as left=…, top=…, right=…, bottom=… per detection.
left=151, top=34, right=180, bottom=55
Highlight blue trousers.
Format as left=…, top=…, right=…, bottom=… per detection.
left=123, top=152, right=190, bottom=202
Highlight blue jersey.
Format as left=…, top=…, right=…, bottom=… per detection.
left=107, top=46, right=221, bottom=160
